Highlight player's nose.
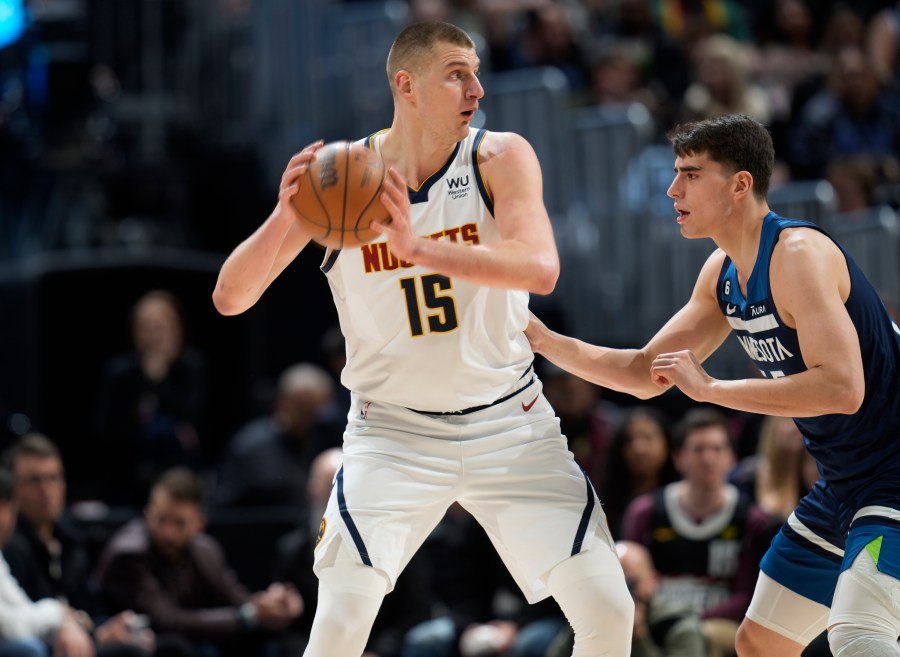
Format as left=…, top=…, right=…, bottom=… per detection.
left=468, top=76, right=484, bottom=100
left=666, top=179, right=681, bottom=198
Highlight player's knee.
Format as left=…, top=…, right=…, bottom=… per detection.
left=829, top=622, right=900, bottom=657
left=308, top=562, right=389, bottom=647
left=549, top=553, right=634, bottom=656
left=571, top=584, right=633, bottom=636
left=310, top=611, right=361, bottom=645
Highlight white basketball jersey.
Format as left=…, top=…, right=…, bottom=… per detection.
left=321, top=128, right=532, bottom=412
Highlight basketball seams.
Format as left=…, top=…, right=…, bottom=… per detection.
left=304, top=164, right=333, bottom=242
left=353, top=159, right=388, bottom=241
left=339, top=141, right=351, bottom=250
left=292, top=140, right=388, bottom=248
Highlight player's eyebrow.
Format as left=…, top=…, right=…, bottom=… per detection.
left=444, top=58, right=480, bottom=71
left=674, top=164, right=703, bottom=173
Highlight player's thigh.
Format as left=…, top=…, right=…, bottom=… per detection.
left=740, top=540, right=833, bottom=655
left=315, top=428, right=457, bottom=587
left=829, top=522, right=900, bottom=634
left=752, top=486, right=845, bottom=627
left=744, top=566, right=832, bottom=647
left=746, top=518, right=841, bottom=647
left=736, top=617, right=807, bottom=657
left=460, top=424, right=611, bottom=600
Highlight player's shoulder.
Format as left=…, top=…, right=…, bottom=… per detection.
left=694, top=248, right=729, bottom=299
left=698, top=248, right=729, bottom=278
left=477, top=130, right=535, bottom=166
left=773, top=225, right=842, bottom=272
left=776, top=224, right=836, bottom=251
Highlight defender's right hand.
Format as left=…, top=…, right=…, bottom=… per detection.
left=524, top=311, right=549, bottom=353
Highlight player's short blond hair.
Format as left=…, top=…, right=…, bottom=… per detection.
left=386, top=21, right=475, bottom=89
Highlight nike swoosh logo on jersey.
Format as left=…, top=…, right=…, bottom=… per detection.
left=522, top=395, right=539, bottom=412
left=726, top=303, right=738, bottom=315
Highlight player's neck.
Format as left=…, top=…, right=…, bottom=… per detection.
left=716, top=202, right=770, bottom=288
left=380, top=122, right=461, bottom=189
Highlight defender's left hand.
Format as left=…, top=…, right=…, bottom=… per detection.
left=650, top=350, right=714, bottom=401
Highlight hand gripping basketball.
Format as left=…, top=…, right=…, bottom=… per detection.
left=291, top=140, right=391, bottom=250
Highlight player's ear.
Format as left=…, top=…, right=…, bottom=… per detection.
left=395, top=70, right=413, bottom=98
left=733, top=170, right=753, bottom=197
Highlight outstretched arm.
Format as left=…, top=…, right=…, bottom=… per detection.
left=527, top=250, right=732, bottom=399
left=212, top=142, right=323, bottom=316
left=653, top=229, right=865, bottom=416
left=373, top=132, right=560, bottom=294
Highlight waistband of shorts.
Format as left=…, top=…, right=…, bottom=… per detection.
left=407, top=363, right=535, bottom=416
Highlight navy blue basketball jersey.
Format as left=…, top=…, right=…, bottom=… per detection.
left=716, top=211, right=900, bottom=521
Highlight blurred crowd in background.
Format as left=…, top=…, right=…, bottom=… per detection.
left=1, top=0, right=900, bottom=255
left=0, top=1, right=899, bottom=656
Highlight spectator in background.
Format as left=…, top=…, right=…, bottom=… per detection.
left=499, top=4, right=591, bottom=93
left=93, top=290, right=208, bottom=508
left=680, top=33, right=772, bottom=125
left=600, top=405, right=678, bottom=539
left=211, top=362, right=342, bottom=511
left=750, top=0, right=830, bottom=135
left=647, top=0, right=753, bottom=45
left=0, top=465, right=98, bottom=657
left=2, top=434, right=154, bottom=657
left=819, top=4, right=866, bottom=56
left=867, top=0, right=900, bottom=91
left=583, top=39, right=662, bottom=114
left=595, top=0, right=693, bottom=130
left=95, top=467, right=302, bottom=657
left=787, top=44, right=900, bottom=183
left=823, top=154, right=881, bottom=218
left=547, top=540, right=709, bottom=657
left=621, top=408, right=776, bottom=657
left=730, top=415, right=819, bottom=523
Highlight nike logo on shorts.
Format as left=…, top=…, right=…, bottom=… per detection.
left=522, top=395, right=539, bottom=412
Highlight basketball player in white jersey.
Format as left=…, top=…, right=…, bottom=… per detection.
left=213, top=20, right=633, bottom=657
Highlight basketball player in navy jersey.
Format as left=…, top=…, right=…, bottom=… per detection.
left=213, top=20, right=632, bottom=657
left=527, top=114, right=900, bottom=657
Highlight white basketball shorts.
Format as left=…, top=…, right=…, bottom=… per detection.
left=313, top=373, right=615, bottom=603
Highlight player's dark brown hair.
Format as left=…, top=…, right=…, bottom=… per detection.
left=386, top=21, right=476, bottom=87
left=667, top=114, right=775, bottom=199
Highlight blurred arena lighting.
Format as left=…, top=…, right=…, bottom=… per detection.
left=0, top=0, right=26, bottom=50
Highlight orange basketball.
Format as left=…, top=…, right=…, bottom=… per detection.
left=291, top=140, right=390, bottom=250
